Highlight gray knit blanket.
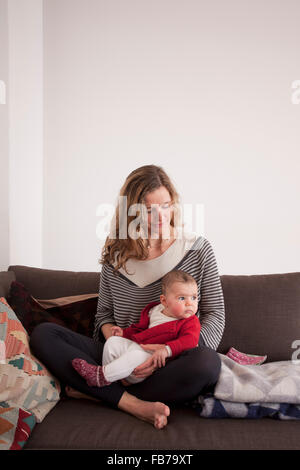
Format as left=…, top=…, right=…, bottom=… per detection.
left=193, top=354, right=300, bottom=420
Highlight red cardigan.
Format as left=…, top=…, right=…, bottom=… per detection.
left=122, top=301, right=201, bottom=358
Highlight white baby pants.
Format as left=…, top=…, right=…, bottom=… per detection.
left=102, top=335, right=152, bottom=384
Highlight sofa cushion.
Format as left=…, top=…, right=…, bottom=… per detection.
left=218, top=272, right=300, bottom=362
left=8, top=265, right=100, bottom=299
left=0, top=271, right=16, bottom=298
left=36, top=293, right=98, bottom=309
left=24, top=398, right=300, bottom=450
left=7, top=281, right=98, bottom=337
left=0, top=297, right=60, bottom=423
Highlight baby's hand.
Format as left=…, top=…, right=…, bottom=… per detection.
left=151, top=348, right=169, bottom=368
left=111, top=326, right=123, bottom=337
left=140, top=344, right=169, bottom=368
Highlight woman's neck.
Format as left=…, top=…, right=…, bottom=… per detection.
left=146, top=226, right=176, bottom=259
left=147, top=226, right=175, bottom=248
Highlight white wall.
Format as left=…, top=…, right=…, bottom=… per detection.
left=3, top=0, right=300, bottom=275
left=8, top=0, right=43, bottom=268
left=43, top=0, right=300, bottom=274
left=0, top=0, right=9, bottom=271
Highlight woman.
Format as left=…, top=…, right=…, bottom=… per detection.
left=30, top=165, right=225, bottom=429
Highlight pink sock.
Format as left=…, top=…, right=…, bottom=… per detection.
left=72, top=358, right=111, bottom=387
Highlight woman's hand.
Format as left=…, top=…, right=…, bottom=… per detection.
left=133, top=344, right=168, bottom=378
left=101, top=323, right=116, bottom=340
left=111, top=326, right=123, bottom=337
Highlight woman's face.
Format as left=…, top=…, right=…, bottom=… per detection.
left=143, top=186, right=174, bottom=238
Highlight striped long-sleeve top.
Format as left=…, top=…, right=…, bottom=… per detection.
left=93, top=234, right=225, bottom=351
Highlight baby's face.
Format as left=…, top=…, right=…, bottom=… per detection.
left=161, top=281, right=198, bottom=319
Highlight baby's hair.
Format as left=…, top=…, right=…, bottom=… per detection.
left=161, top=270, right=197, bottom=295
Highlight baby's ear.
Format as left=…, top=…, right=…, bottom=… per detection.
left=160, top=294, right=166, bottom=306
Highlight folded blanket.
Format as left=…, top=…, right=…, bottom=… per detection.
left=191, top=354, right=300, bottom=421
left=214, top=354, right=300, bottom=404
left=193, top=395, right=300, bottom=420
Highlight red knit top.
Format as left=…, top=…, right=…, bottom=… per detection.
left=122, top=301, right=201, bottom=358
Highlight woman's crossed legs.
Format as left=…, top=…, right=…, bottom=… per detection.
left=30, top=323, right=221, bottom=428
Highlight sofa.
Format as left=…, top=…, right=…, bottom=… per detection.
left=1, top=265, right=300, bottom=451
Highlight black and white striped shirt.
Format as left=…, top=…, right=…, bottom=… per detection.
left=93, top=235, right=225, bottom=350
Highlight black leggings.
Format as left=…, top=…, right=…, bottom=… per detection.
left=30, top=323, right=221, bottom=408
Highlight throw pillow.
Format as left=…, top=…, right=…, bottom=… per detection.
left=0, top=405, right=36, bottom=450
left=0, top=297, right=60, bottom=423
left=35, top=293, right=98, bottom=309
left=7, top=281, right=98, bottom=337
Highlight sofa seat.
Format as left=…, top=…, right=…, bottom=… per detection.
left=24, top=398, right=300, bottom=450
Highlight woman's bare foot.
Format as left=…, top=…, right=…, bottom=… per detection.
left=118, top=392, right=170, bottom=429
left=65, top=385, right=99, bottom=402
left=149, top=402, right=170, bottom=429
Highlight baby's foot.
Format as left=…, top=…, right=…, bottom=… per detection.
left=72, top=359, right=111, bottom=387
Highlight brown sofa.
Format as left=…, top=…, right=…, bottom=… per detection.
left=1, top=265, right=300, bottom=450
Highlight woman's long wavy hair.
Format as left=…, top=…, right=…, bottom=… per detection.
left=99, top=165, right=182, bottom=274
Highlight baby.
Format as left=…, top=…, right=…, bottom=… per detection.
left=72, top=269, right=201, bottom=387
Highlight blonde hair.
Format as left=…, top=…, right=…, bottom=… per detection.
left=161, top=270, right=197, bottom=295
left=99, top=165, right=182, bottom=273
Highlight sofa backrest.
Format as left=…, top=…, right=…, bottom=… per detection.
left=4, top=266, right=300, bottom=363
left=7, top=265, right=100, bottom=298
left=218, top=272, right=300, bottom=362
